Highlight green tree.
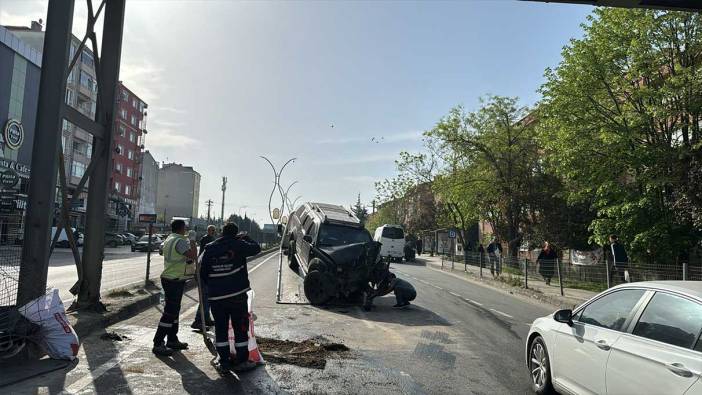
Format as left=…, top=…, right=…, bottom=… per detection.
left=351, top=194, right=369, bottom=225
left=539, top=8, right=702, bottom=262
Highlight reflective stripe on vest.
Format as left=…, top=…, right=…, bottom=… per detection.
left=209, top=266, right=243, bottom=278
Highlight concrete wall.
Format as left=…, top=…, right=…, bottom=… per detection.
left=155, top=163, right=200, bottom=222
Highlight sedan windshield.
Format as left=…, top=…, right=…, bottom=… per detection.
left=318, top=225, right=371, bottom=247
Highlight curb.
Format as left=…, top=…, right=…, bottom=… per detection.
left=71, top=246, right=280, bottom=338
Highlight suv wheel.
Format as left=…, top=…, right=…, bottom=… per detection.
left=529, top=336, right=554, bottom=395
left=304, top=270, right=334, bottom=305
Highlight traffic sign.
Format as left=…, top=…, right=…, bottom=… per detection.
left=138, top=213, right=157, bottom=223
left=448, top=230, right=457, bottom=239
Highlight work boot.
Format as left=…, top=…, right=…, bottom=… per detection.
left=215, top=359, right=233, bottom=372
left=232, top=360, right=257, bottom=373
left=152, top=343, right=174, bottom=356
left=393, top=302, right=410, bottom=309
left=166, top=340, right=189, bottom=350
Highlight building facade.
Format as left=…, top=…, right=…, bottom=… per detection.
left=156, top=163, right=201, bottom=224
left=138, top=150, right=159, bottom=218
left=0, top=25, right=41, bottom=243
left=109, top=82, right=147, bottom=231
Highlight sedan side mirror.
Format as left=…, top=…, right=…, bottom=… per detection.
left=303, top=235, right=313, bottom=243
left=553, top=309, right=573, bottom=326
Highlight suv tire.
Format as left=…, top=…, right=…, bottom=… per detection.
left=304, top=270, right=334, bottom=305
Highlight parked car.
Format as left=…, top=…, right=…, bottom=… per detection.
left=132, top=235, right=162, bottom=252
left=121, top=233, right=137, bottom=246
left=281, top=202, right=381, bottom=305
left=525, top=281, right=702, bottom=395
left=50, top=226, right=84, bottom=248
left=373, top=224, right=405, bottom=262
left=104, top=233, right=123, bottom=248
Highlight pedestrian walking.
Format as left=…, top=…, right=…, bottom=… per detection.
left=415, top=238, right=423, bottom=256
left=537, top=241, right=557, bottom=285
left=191, top=225, right=217, bottom=330
left=487, top=238, right=502, bottom=277
left=608, top=234, right=629, bottom=283
left=200, top=222, right=261, bottom=372
left=152, top=219, right=198, bottom=356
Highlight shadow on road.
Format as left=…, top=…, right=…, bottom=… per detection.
left=323, top=297, right=452, bottom=327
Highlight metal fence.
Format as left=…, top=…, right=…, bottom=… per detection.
left=0, top=211, right=28, bottom=359
left=439, top=250, right=702, bottom=296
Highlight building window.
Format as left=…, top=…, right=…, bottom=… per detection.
left=115, top=163, right=122, bottom=173
left=129, top=132, right=136, bottom=143
left=125, top=185, right=131, bottom=196
left=119, top=124, right=126, bottom=137
left=80, top=50, right=94, bottom=69
left=117, top=144, right=124, bottom=156
left=126, top=168, right=133, bottom=178
left=79, top=70, right=96, bottom=92
left=130, top=115, right=137, bottom=126
left=114, top=181, right=121, bottom=193
left=132, top=98, right=137, bottom=109
left=71, top=161, right=87, bottom=178
left=62, top=136, right=67, bottom=153
left=120, top=109, right=127, bottom=119
left=127, top=150, right=134, bottom=160
left=121, top=90, right=128, bottom=102
left=65, top=89, right=74, bottom=105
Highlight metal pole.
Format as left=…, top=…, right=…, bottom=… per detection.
left=145, top=223, right=152, bottom=285
left=79, top=0, right=126, bottom=308
left=479, top=251, right=483, bottom=279
left=556, top=258, right=564, bottom=296
left=524, top=258, right=528, bottom=289
left=17, top=1, right=75, bottom=306
left=605, top=259, right=611, bottom=289
left=221, top=176, right=226, bottom=223
left=683, top=261, right=688, bottom=281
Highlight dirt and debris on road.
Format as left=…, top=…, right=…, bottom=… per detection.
left=99, top=332, right=129, bottom=341
left=258, top=336, right=351, bottom=369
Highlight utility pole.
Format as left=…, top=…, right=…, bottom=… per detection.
left=205, top=199, right=213, bottom=223
left=220, top=177, right=227, bottom=224
left=372, top=200, right=376, bottom=214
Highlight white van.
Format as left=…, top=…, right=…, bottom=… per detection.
left=373, top=224, right=405, bottom=262
left=50, top=227, right=84, bottom=248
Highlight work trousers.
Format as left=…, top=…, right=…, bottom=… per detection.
left=394, top=279, right=417, bottom=304
left=153, top=277, right=186, bottom=345
left=210, top=293, right=249, bottom=364
left=489, top=254, right=501, bottom=276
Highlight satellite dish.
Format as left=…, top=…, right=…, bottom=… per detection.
left=272, top=207, right=280, bottom=220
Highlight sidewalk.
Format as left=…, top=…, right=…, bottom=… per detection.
left=416, top=254, right=597, bottom=309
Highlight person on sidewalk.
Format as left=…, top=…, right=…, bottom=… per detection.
left=537, top=241, right=557, bottom=285
left=608, top=234, right=629, bottom=283
left=200, top=222, right=261, bottom=372
left=415, top=238, right=423, bottom=256
left=191, top=225, right=217, bottom=330
left=487, top=238, right=502, bottom=277
left=152, top=219, right=198, bottom=357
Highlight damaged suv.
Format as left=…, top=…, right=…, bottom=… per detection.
left=282, top=202, right=381, bottom=305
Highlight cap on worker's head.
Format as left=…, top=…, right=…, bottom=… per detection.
left=207, top=225, right=216, bottom=233
left=222, top=222, right=239, bottom=236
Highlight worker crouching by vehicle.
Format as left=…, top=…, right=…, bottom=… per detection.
left=364, top=271, right=417, bottom=310
left=200, top=222, right=261, bottom=372
left=153, top=219, right=198, bottom=356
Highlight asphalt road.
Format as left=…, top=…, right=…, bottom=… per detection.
left=12, top=252, right=556, bottom=394
left=48, top=246, right=164, bottom=305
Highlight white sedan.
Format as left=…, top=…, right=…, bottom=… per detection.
left=525, top=281, right=702, bottom=395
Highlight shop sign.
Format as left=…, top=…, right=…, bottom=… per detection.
left=3, top=119, right=24, bottom=150
left=0, top=168, right=19, bottom=188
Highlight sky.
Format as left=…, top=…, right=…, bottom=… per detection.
left=0, top=0, right=593, bottom=225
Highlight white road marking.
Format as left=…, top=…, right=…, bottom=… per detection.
left=466, top=299, right=483, bottom=306
left=248, top=251, right=279, bottom=273
left=449, top=291, right=461, bottom=297
left=433, top=285, right=443, bottom=290
left=490, top=308, right=514, bottom=319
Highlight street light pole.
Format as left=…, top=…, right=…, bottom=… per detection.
left=260, top=156, right=296, bottom=225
